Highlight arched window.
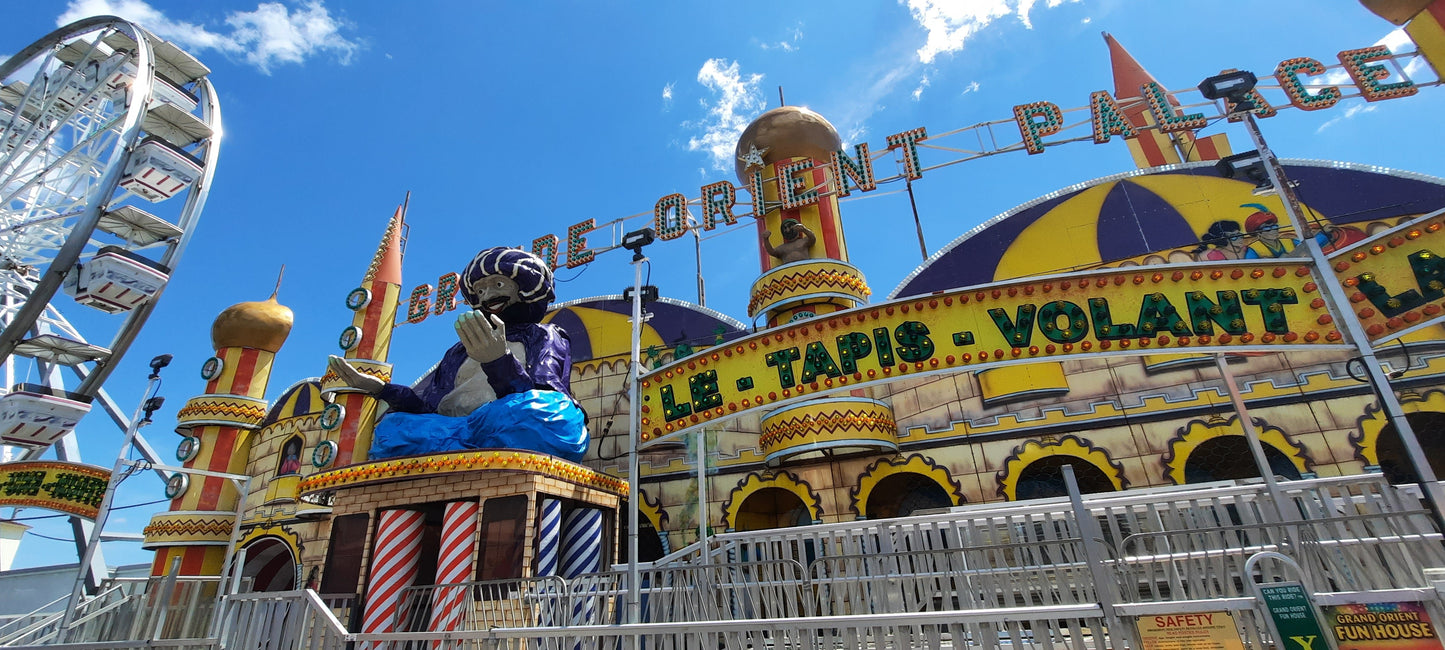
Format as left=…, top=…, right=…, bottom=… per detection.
left=1014, top=456, right=1116, bottom=501
left=278, top=436, right=303, bottom=476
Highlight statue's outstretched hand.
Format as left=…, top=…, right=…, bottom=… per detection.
left=327, top=355, right=384, bottom=395
left=457, top=310, right=507, bottom=363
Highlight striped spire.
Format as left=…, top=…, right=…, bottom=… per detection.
left=361, top=509, right=425, bottom=642
left=429, top=500, right=479, bottom=637
left=1103, top=32, right=1230, bottom=167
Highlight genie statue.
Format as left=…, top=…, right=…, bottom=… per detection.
left=327, top=247, right=588, bottom=461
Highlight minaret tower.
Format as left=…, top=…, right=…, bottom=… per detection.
left=1103, top=32, right=1233, bottom=168
left=738, top=106, right=870, bottom=327
left=733, top=107, right=898, bottom=471
left=320, top=202, right=406, bottom=466
left=142, top=291, right=292, bottom=577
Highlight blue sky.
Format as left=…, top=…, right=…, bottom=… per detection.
left=3, top=0, right=1443, bottom=570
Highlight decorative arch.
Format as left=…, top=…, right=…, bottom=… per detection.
left=996, top=435, right=1127, bottom=501
left=850, top=454, right=963, bottom=517
left=720, top=470, right=821, bottom=531
left=237, top=532, right=300, bottom=592
left=1163, top=415, right=1310, bottom=485
left=1350, top=389, right=1445, bottom=468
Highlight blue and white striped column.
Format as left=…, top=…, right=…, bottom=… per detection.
left=536, top=498, right=562, bottom=577
left=560, top=507, right=603, bottom=625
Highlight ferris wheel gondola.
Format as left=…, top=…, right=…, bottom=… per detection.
left=0, top=16, right=220, bottom=463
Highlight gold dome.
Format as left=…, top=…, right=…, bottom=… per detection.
left=734, top=106, right=842, bottom=185
left=211, top=294, right=294, bottom=352
left=1357, top=0, right=1433, bottom=24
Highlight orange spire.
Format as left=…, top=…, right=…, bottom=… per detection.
left=1102, top=32, right=1159, bottom=101
left=364, top=197, right=407, bottom=285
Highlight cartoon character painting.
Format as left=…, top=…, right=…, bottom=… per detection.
left=327, top=247, right=588, bottom=462
left=1192, top=220, right=1249, bottom=261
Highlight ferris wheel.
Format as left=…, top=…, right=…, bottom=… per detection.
left=0, top=17, right=219, bottom=481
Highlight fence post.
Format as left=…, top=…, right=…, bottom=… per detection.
left=1063, top=464, right=1132, bottom=649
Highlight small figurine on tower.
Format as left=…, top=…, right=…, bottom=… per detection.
left=327, top=247, right=588, bottom=461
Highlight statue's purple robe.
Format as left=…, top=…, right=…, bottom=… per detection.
left=368, top=322, right=588, bottom=461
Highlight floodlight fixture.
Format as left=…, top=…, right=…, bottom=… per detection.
left=1216, top=150, right=1272, bottom=192
left=1199, top=70, right=1258, bottom=110
left=622, top=228, right=656, bottom=260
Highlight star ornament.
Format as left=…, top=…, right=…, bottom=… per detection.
left=738, top=144, right=769, bottom=170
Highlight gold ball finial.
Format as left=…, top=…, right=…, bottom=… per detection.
left=734, top=106, right=842, bottom=185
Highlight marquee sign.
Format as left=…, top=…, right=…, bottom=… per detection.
left=1329, top=213, right=1445, bottom=345
left=0, top=461, right=110, bottom=519
left=398, top=39, right=1431, bottom=326
left=639, top=259, right=1350, bottom=444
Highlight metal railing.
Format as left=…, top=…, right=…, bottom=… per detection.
left=216, top=589, right=346, bottom=650
left=7, top=475, right=1443, bottom=650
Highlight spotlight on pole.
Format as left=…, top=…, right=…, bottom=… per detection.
left=1216, top=150, right=1273, bottom=193
left=1198, top=69, right=1258, bottom=110
left=622, top=228, right=656, bottom=261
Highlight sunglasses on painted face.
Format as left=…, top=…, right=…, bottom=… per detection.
left=1256, top=223, right=1280, bottom=232
left=1225, top=232, right=1244, bottom=242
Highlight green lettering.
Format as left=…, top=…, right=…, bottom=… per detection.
left=1185, top=290, right=1246, bottom=335
left=765, top=347, right=802, bottom=389
left=660, top=385, right=691, bottom=422
left=872, top=328, right=894, bottom=366
left=835, top=332, right=871, bottom=374
left=894, top=321, right=934, bottom=362
left=1089, top=298, right=1137, bottom=339
left=801, top=341, right=843, bottom=383
left=1241, top=288, right=1297, bottom=334
left=688, top=370, right=722, bottom=411
left=1037, top=300, right=1089, bottom=343
left=1136, top=293, right=1190, bottom=336
left=988, top=305, right=1036, bottom=347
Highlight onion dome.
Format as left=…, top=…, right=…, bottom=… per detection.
left=734, top=106, right=842, bottom=185
left=211, top=293, right=294, bottom=352
left=1358, top=0, right=1434, bottom=25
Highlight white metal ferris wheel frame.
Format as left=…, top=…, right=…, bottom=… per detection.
left=0, top=16, right=221, bottom=585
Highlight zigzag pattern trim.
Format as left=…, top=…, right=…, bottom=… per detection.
left=320, top=364, right=392, bottom=386
left=760, top=409, right=897, bottom=448
left=176, top=398, right=268, bottom=425
left=749, top=269, right=870, bottom=314
left=143, top=517, right=235, bottom=539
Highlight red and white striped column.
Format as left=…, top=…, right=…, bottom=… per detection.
left=429, top=500, right=479, bottom=637
left=361, top=509, right=425, bottom=645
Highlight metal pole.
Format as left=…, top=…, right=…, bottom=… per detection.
left=696, top=427, right=708, bottom=564
left=1214, top=354, right=1293, bottom=522
left=1240, top=111, right=1445, bottom=527
left=1061, top=465, right=1128, bottom=646
left=58, top=369, right=161, bottom=635
left=906, top=178, right=929, bottom=262
left=693, top=224, right=706, bottom=307
left=626, top=251, right=645, bottom=626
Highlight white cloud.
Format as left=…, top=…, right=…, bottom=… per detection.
left=911, top=74, right=931, bottom=101
left=685, top=58, right=766, bottom=172
left=57, top=0, right=360, bottom=74
left=662, top=81, right=675, bottom=110
left=903, top=0, right=1076, bottom=63
left=760, top=23, right=804, bottom=52
left=962, top=80, right=980, bottom=94
left=1315, top=103, right=1377, bottom=134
